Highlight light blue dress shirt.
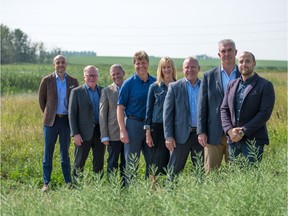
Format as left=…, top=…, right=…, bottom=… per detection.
left=186, top=78, right=200, bottom=127
left=221, top=65, right=237, bottom=94
left=55, top=72, right=67, bottom=114
left=85, top=83, right=100, bottom=124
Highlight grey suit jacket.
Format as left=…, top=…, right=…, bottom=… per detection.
left=38, top=72, right=78, bottom=126
left=68, top=84, right=102, bottom=141
left=99, top=83, right=120, bottom=141
left=197, top=66, right=240, bottom=145
left=163, top=78, right=198, bottom=144
left=221, top=73, right=275, bottom=145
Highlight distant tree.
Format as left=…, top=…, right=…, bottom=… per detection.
left=61, top=50, right=97, bottom=56
left=12, top=29, right=30, bottom=62
left=1, top=24, right=14, bottom=64
left=37, top=42, right=47, bottom=63
left=27, top=42, right=38, bottom=63
left=1, top=24, right=97, bottom=64
left=196, top=54, right=213, bottom=60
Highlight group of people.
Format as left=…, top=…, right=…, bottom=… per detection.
left=38, top=39, right=275, bottom=192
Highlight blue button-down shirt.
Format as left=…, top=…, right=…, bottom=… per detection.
left=55, top=72, right=68, bottom=114
left=186, top=78, right=200, bottom=127
left=85, top=83, right=100, bottom=124
left=221, top=66, right=237, bottom=94
left=118, top=73, right=156, bottom=119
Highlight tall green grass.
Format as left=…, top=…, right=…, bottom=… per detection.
left=1, top=155, right=287, bottom=215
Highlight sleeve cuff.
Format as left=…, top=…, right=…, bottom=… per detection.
left=143, top=125, right=150, bottom=130
left=101, top=137, right=110, bottom=142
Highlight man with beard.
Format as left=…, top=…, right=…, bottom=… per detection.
left=221, top=51, right=275, bottom=163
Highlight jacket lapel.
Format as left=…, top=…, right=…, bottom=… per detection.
left=214, top=66, right=224, bottom=98
left=242, top=74, right=259, bottom=101
left=180, top=78, right=189, bottom=112
left=96, top=85, right=102, bottom=97
left=66, top=74, right=74, bottom=100
left=83, top=85, right=93, bottom=107
left=111, top=83, right=119, bottom=100
left=231, top=79, right=240, bottom=105
left=51, top=73, right=57, bottom=98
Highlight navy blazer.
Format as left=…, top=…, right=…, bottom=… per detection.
left=163, top=78, right=200, bottom=144
left=197, top=66, right=241, bottom=145
left=221, top=73, right=275, bottom=145
left=68, top=84, right=103, bottom=141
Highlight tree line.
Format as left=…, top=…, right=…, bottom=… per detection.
left=0, top=24, right=96, bottom=64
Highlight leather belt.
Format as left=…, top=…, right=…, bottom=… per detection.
left=127, top=115, right=144, bottom=122
left=190, top=127, right=197, bottom=133
left=56, top=114, right=68, bottom=118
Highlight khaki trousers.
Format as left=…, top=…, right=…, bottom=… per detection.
left=204, top=135, right=229, bottom=173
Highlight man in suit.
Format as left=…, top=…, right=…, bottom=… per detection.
left=197, top=39, right=241, bottom=172
left=38, top=55, right=79, bottom=192
left=99, top=64, right=125, bottom=183
left=163, top=57, right=204, bottom=177
left=221, top=51, right=275, bottom=162
left=68, top=65, right=105, bottom=177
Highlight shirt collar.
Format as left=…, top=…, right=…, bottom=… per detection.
left=220, top=65, right=237, bottom=74
left=134, top=72, right=151, bottom=83
left=240, top=73, right=256, bottom=84
left=185, top=78, right=200, bottom=87
left=85, top=83, right=97, bottom=91
left=115, top=84, right=121, bottom=91
left=55, top=72, right=66, bottom=79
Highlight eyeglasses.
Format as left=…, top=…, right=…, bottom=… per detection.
left=55, top=61, right=66, bottom=65
left=85, top=74, right=98, bottom=79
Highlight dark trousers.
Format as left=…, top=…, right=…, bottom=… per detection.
left=229, top=140, right=264, bottom=163
left=73, top=124, right=105, bottom=176
left=43, top=116, right=71, bottom=184
left=168, top=132, right=204, bottom=176
left=107, top=140, right=125, bottom=180
left=150, top=123, right=170, bottom=175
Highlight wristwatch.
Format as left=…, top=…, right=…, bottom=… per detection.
left=238, top=129, right=244, bottom=137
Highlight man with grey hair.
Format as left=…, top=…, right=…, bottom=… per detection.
left=69, top=65, right=105, bottom=178
left=99, top=64, right=126, bottom=183
left=197, top=39, right=241, bottom=172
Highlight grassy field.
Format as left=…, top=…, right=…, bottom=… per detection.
left=66, top=55, right=287, bottom=69
left=0, top=60, right=287, bottom=215
left=1, top=56, right=287, bottom=95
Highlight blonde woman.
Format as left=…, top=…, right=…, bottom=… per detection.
left=144, top=57, right=176, bottom=178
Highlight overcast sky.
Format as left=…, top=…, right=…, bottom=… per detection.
left=1, top=0, right=287, bottom=60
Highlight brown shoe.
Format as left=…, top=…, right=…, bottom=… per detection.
left=149, top=175, right=157, bottom=190
left=41, top=184, right=49, bottom=192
